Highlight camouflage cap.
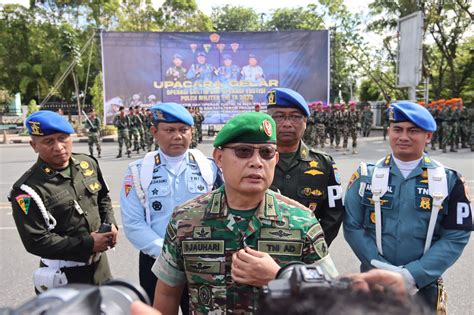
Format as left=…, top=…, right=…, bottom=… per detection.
left=213, top=112, right=276, bottom=148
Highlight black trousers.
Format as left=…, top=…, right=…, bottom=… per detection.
left=139, top=252, right=189, bottom=314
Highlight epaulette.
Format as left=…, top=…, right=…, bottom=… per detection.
left=308, top=147, right=334, bottom=167
left=13, top=164, right=37, bottom=189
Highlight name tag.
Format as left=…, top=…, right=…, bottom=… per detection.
left=182, top=240, right=225, bottom=255
left=257, top=240, right=303, bottom=256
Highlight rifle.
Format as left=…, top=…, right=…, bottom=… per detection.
left=82, top=110, right=99, bottom=133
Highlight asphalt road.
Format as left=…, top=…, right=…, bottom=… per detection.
left=0, top=132, right=473, bottom=313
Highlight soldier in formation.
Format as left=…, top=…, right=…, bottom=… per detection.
left=84, top=109, right=101, bottom=158
left=343, top=102, right=359, bottom=154
left=360, top=104, right=373, bottom=137
left=113, top=106, right=131, bottom=158
left=128, top=106, right=143, bottom=154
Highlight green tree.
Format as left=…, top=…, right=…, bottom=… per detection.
left=368, top=0, right=472, bottom=100
left=211, top=5, right=261, bottom=31
left=265, top=6, right=324, bottom=31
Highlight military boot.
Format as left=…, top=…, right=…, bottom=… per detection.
left=127, top=150, right=131, bottom=158
left=352, top=149, right=358, bottom=154
left=116, top=151, right=122, bottom=158
left=442, top=148, right=447, bottom=153
left=98, top=151, right=101, bottom=158
left=450, top=147, right=457, bottom=152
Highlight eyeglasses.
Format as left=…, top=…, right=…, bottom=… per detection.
left=221, top=145, right=277, bottom=160
left=271, top=114, right=305, bottom=123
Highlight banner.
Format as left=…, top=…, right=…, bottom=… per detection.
left=101, top=31, right=329, bottom=124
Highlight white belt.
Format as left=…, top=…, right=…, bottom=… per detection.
left=41, top=253, right=101, bottom=269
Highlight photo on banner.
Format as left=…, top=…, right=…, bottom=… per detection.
left=101, top=31, right=329, bottom=125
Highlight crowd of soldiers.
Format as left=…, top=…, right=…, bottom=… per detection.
left=302, top=97, right=474, bottom=154
left=98, top=105, right=207, bottom=158
left=423, top=98, right=473, bottom=153
left=303, top=101, right=373, bottom=154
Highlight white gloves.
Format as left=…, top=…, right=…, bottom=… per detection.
left=371, top=259, right=418, bottom=295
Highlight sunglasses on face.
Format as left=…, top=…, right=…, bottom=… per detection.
left=221, top=145, right=277, bottom=160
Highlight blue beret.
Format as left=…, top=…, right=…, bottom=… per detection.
left=196, top=51, right=206, bottom=57
left=223, top=54, right=232, bottom=60
left=173, top=53, right=183, bottom=60
left=390, top=101, right=437, bottom=132
left=25, top=110, right=74, bottom=136
left=266, top=88, right=310, bottom=117
left=150, top=103, right=194, bottom=126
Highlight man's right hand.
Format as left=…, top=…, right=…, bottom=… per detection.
left=91, top=231, right=114, bottom=252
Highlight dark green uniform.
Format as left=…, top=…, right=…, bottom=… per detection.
left=9, top=154, right=117, bottom=287
left=84, top=116, right=101, bottom=157
left=195, top=111, right=205, bottom=143
left=270, top=141, right=344, bottom=246
left=129, top=113, right=143, bottom=153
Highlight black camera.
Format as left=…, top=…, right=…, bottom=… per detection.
left=262, top=262, right=350, bottom=299
left=0, top=279, right=150, bottom=315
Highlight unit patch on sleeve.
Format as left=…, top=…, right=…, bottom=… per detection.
left=16, top=194, right=31, bottom=215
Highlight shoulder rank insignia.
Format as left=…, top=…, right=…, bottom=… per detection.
left=83, top=169, right=94, bottom=177
left=16, top=194, right=31, bottom=215
left=384, top=154, right=391, bottom=166
left=88, top=182, right=101, bottom=192
left=80, top=161, right=90, bottom=170
left=43, top=166, right=53, bottom=175
left=155, top=154, right=161, bottom=166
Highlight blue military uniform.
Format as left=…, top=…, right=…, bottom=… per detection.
left=343, top=102, right=472, bottom=311
left=186, top=52, right=215, bottom=82
left=218, top=54, right=240, bottom=83
left=120, top=103, right=222, bottom=307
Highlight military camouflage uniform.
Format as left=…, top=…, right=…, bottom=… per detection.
left=195, top=110, right=205, bottom=143
left=311, top=110, right=327, bottom=149
left=138, top=111, right=146, bottom=151
left=469, top=106, right=474, bottom=151
left=334, top=110, right=345, bottom=148
left=142, top=112, right=153, bottom=152
left=303, top=109, right=316, bottom=146
left=459, top=107, right=469, bottom=149
left=113, top=114, right=131, bottom=158
left=190, top=112, right=198, bottom=148
left=360, top=108, right=373, bottom=137
left=129, top=113, right=142, bottom=153
left=152, top=187, right=332, bottom=314
left=344, top=110, right=359, bottom=153
left=429, top=107, right=440, bottom=150
left=327, top=110, right=337, bottom=148
left=451, top=107, right=460, bottom=150
left=439, top=107, right=453, bottom=152
left=84, top=116, right=101, bottom=157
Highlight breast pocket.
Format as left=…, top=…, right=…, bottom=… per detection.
left=361, top=191, right=394, bottom=229
left=187, top=175, right=208, bottom=194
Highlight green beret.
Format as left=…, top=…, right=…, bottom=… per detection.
left=213, top=112, right=276, bottom=148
